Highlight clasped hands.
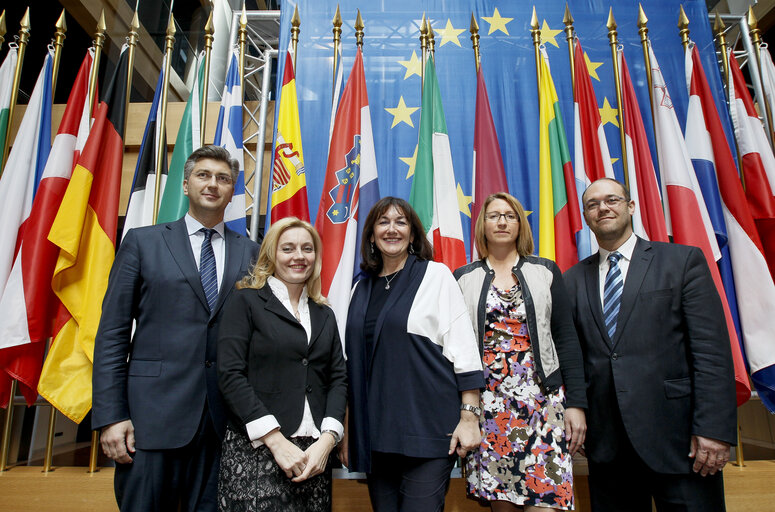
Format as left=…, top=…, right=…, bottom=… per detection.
left=264, top=429, right=337, bottom=482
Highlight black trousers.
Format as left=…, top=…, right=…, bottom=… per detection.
left=588, top=432, right=726, bottom=512
left=114, top=408, right=220, bottom=512
left=366, top=451, right=456, bottom=512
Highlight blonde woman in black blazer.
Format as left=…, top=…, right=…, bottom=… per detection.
left=217, top=217, right=347, bottom=512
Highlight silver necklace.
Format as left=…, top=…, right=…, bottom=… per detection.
left=384, top=271, right=399, bottom=289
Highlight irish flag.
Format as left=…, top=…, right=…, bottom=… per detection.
left=409, top=56, right=466, bottom=271
left=538, top=49, right=581, bottom=271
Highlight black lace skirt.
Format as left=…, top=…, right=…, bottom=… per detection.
left=218, top=426, right=333, bottom=512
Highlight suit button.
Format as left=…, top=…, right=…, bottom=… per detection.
left=306, top=385, right=313, bottom=393
left=302, top=358, right=309, bottom=366
left=611, top=353, right=618, bottom=360
left=205, top=360, right=213, bottom=368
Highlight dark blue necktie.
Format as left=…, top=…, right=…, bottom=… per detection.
left=199, top=228, right=218, bottom=312
left=603, top=251, right=623, bottom=340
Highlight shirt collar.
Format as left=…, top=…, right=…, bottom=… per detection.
left=267, top=275, right=309, bottom=308
left=599, top=232, right=637, bottom=265
left=185, top=213, right=225, bottom=239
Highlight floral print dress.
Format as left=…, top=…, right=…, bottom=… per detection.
left=465, top=283, right=575, bottom=510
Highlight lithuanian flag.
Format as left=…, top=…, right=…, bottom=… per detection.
left=38, top=48, right=129, bottom=423
left=538, top=49, right=581, bottom=271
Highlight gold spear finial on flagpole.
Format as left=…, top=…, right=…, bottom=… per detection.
left=0, top=7, right=31, bottom=174
left=332, top=5, right=342, bottom=105
left=747, top=6, right=775, bottom=148
left=607, top=7, right=629, bottom=185
left=51, top=9, right=67, bottom=97
left=0, top=11, right=6, bottom=50
left=637, top=4, right=660, bottom=169
left=678, top=5, right=690, bottom=51
left=563, top=3, right=575, bottom=100
left=201, top=8, right=214, bottom=146
left=530, top=6, right=541, bottom=98
left=428, top=18, right=436, bottom=56
left=470, top=12, right=480, bottom=72
left=123, top=9, right=140, bottom=143
left=151, top=14, right=176, bottom=225
left=87, top=10, right=106, bottom=120
left=420, top=13, right=428, bottom=85
left=238, top=1, right=247, bottom=93
left=291, top=4, right=300, bottom=72
left=355, top=10, right=364, bottom=49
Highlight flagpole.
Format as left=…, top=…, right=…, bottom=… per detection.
left=51, top=10, right=66, bottom=98
left=747, top=7, right=775, bottom=150
left=291, top=5, right=300, bottom=73
left=124, top=10, right=140, bottom=143
left=0, top=10, right=6, bottom=50
left=420, top=13, right=427, bottom=87
left=563, top=4, right=575, bottom=101
left=0, top=7, right=31, bottom=174
left=238, top=2, right=247, bottom=97
left=152, top=15, right=176, bottom=224
left=607, top=8, right=628, bottom=188
left=713, top=14, right=744, bottom=190
left=200, top=11, right=214, bottom=146
left=469, top=13, right=480, bottom=72
left=332, top=5, right=341, bottom=106
left=637, top=5, right=658, bottom=168
left=427, top=18, right=435, bottom=59
left=88, top=11, right=107, bottom=120
left=530, top=7, right=541, bottom=101
left=355, top=10, right=364, bottom=50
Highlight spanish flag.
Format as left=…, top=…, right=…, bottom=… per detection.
left=38, top=48, right=129, bottom=423
left=537, top=49, right=581, bottom=271
left=270, top=50, right=310, bottom=223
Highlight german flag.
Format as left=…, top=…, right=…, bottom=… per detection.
left=38, top=48, right=128, bottom=423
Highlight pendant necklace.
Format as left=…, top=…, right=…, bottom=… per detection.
left=384, top=271, right=399, bottom=290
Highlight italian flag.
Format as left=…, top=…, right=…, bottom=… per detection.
left=157, top=53, right=204, bottom=224
left=538, top=49, right=581, bottom=271
left=409, top=56, right=466, bottom=271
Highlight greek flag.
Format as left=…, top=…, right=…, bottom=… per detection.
left=214, top=48, right=247, bottom=235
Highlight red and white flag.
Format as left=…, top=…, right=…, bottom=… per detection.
left=728, top=51, right=775, bottom=280
left=649, top=43, right=750, bottom=405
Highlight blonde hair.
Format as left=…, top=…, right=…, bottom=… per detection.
left=474, top=192, right=534, bottom=259
left=237, top=217, right=327, bottom=305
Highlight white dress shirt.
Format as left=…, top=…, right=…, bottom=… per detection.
left=597, top=233, right=638, bottom=307
left=185, top=214, right=226, bottom=292
left=245, top=276, right=344, bottom=448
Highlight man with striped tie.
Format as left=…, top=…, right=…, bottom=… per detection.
left=92, top=145, right=260, bottom=511
left=563, top=178, right=736, bottom=511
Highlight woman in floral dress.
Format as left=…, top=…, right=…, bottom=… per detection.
left=454, top=192, right=587, bottom=511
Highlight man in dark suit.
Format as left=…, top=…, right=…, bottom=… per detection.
left=564, top=178, right=737, bottom=511
left=92, top=145, right=260, bottom=511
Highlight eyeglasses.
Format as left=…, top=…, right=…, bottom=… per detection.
left=484, top=212, right=519, bottom=223
left=192, top=170, right=233, bottom=185
left=584, top=195, right=627, bottom=212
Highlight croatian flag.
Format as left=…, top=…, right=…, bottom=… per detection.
left=214, top=49, right=247, bottom=235
left=649, top=42, right=750, bottom=405
left=573, top=38, right=614, bottom=259
left=316, top=48, right=379, bottom=341
left=687, top=45, right=775, bottom=411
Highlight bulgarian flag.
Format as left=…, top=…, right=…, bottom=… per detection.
left=538, top=49, right=581, bottom=271
left=409, top=56, right=466, bottom=271
left=0, top=46, right=17, bottom=162
left=38, top=47, right=129, bottom=423
left=270, top=49, right=310, bottom=223
left=157, top=52, right=204, bottom=224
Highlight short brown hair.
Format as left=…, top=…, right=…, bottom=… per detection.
left=581, top=177, right=631, bottom=209
left=360, top=197, right=433, bottom=275
left=237, top=217, right=326, bottom=305
left=183, top=145, right=240, bottom=183
left=474, top=192, right=534, bottom=259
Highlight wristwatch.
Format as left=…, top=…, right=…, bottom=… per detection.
left=321, top=429, right=342, bottom=444
left=460, top=403, right=482, bottom=417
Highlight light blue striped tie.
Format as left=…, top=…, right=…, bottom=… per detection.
left=199, top=228, right=218, bottom=312
left=603, top=251, right=623, bottom=340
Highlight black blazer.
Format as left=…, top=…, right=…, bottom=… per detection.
left=92, top=218, right=260, bottom=449
left=563, top=237, right=737, bottom=474
left=217, top=285, right=347, bottom=437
